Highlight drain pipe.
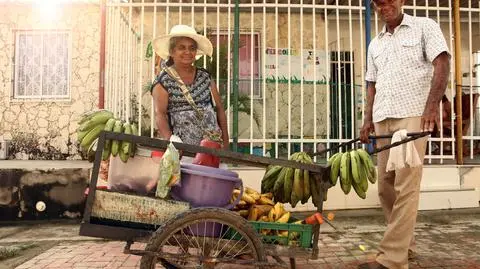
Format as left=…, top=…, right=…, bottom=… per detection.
left=475, top=52, right=480, bottom=136
left=453, top=0, right=463, bottom=164
left=364, top=0, right=371, bottom=55
left=98, top=0, right=106, bottom=109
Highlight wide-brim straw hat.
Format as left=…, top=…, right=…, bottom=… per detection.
left=153, top=24, right=213, bottom=60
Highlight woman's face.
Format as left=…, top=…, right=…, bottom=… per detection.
left=170, top=37, right=197, bottom=66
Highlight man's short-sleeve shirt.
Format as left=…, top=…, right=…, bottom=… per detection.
left=365, top=14, right=449, bottom=123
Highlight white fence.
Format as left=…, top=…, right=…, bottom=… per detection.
left=103, top=0, right=480, bottom=164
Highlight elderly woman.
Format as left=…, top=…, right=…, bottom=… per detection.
left=151, top=25, right=229, bottom=149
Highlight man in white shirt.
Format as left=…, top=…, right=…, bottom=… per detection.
left=359, top=0, right=450, bottom=268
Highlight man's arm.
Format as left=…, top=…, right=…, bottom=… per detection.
left=360, top=81, right=376, bottom=143
left=421, top=51, right=450, bottom=132
left=360, top=42, right=378, bottom=143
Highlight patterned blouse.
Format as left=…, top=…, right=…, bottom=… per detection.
left=151, top=67, right=221, bottom=146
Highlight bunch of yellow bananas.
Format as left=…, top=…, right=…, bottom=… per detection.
left=261, top=152, right=322, bottom=208
left=231, top=187, right=274, bottom=217
left=76, top=109, right=138, bottom=163
left=328, top=148, right=377, bottom=199
left=231, top=187, right=290, bottom=220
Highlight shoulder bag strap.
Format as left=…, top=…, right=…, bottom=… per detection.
left=164, top=66, right=204, bottom=119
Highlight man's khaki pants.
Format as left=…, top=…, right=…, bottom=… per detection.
left=374, top=117, right=427, bottom=269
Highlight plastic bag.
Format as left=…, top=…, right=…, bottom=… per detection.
left=155, top=142, right=181, bottom=198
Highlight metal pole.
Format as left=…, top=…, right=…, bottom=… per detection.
left=232, top=0, right=240, bottom=152
left=98, top=0, right=106, bottom=109
left=454, top=0, right=463, bottom=164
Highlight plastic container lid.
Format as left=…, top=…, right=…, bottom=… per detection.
left=180, top=163, right=238, bottom=178
left=180, top=167, right=240, bottom=182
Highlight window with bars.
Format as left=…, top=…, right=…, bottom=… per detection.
left=208, top=32, right=262, bottom=99
left=13, top=30, right=70, bottom=99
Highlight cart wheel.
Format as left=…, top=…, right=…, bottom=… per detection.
left=140, top=207, right=267, bottom=269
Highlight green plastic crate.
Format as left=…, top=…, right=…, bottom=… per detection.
left=227, top=221, right=313, bottom=248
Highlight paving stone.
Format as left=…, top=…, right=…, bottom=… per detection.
left=6, top=213, right=479, bottom=269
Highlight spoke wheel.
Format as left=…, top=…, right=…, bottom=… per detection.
left=140, top=207, right=267, bottom=269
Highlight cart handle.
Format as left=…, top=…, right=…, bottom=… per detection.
left=312, top=131, right=431, bottom=157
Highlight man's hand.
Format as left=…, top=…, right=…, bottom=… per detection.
left=421, top=104, right=439, bottom=133
left=360, top=120, right=375, bottom=143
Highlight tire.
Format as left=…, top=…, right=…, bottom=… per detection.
left=140, top=207, right=267, bottom=269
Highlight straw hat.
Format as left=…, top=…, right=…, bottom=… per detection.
left=152, top=24, right=213, bottom=60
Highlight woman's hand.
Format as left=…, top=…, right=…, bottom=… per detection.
left=210, top=81, right=230, bottom=149
left=223, top=140, right=230, bottom=150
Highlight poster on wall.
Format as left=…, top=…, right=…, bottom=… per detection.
left=264, top=48, right=328, bottom=84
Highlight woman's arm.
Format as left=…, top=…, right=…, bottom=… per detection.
left=210, top=81, right=230, bottom=149
left=152, top=83, right=172, bottom=140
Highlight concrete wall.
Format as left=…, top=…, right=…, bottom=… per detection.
left=0, top=3, right=101, bottom=160
left=0, top=161, right=91, bottom=220
left=0, top=160, right=477, bottom=221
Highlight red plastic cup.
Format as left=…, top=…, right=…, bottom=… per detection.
left=151, top=151, right=164, bottom=159
left=192, top=139, right=221, bottom=168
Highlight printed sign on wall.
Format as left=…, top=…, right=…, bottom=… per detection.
left=264, top=48, right=328, bottom=84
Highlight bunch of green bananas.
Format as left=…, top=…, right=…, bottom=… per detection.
left=261, top=152, right=324, bottom=208
left=328, top=148, right=377, bottom=199
left=76, top=109, right=138, bottom=163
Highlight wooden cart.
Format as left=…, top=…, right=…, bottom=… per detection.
left=80, top=130, right=428, bottom=268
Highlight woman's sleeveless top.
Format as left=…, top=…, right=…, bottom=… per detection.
left=152, top=67, right=221, bottom=146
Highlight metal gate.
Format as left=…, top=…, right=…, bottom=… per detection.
left=102, top=0, right=480, bottom=164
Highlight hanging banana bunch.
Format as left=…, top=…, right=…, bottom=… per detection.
left=327, top=149, right=377, bottom=199
left=261, top=152, right=320, bottom=208
left=76, top=109, right=138, bottom=163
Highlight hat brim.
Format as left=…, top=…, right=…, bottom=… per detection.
left=153, top=33, right=213, bottom=61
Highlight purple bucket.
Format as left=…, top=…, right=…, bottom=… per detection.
left=171, top=167, right=243, bottom=238
left=171, top=168, right=243, bottom=209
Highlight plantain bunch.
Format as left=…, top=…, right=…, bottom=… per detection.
left=76, top=109, right=138, bottom=163
left=328, top=148, right=377, bottom=199
left=261, top=152, right=326, bottom=208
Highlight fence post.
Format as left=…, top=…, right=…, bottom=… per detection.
left=454, top=0, right=463, bottom=164
left=232, top=0, right=240, bottom=152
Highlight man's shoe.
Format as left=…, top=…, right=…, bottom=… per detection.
left=358, top=261, right=388, bottom=269
left=408, top=249, right=417, bottom=261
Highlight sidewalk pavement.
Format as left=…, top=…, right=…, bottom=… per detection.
left=1, top=208, right=479, bottom=269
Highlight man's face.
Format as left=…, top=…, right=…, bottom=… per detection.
left=372, top=0, right=405, bottom=24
